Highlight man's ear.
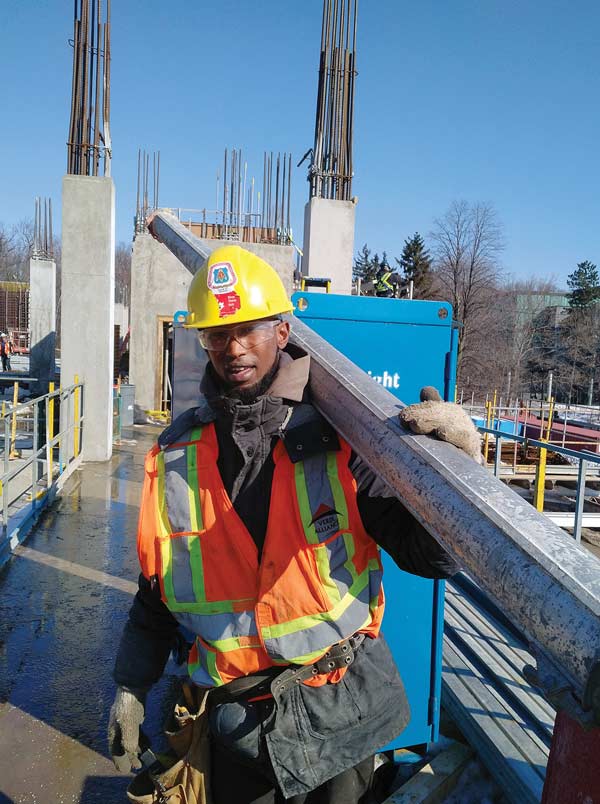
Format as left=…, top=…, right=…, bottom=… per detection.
left=275, top=320, right=290, bottom=349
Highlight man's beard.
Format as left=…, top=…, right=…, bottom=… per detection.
left=223, top=355, right=280, bottom=404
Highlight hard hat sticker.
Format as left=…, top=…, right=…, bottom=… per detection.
left=218, top=291, right=241, bottom=318
left=208, top=262, right=238, bottom=295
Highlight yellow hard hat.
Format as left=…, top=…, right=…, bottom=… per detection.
left=185, top=245, right=294, bottom=329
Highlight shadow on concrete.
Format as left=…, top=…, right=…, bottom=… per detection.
left=0, top=430, right=174, bottom=781
left=79, top=775, right=131, bottom=804
left=29, top=330, right=56, bottom=397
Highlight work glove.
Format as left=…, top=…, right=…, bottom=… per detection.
left=108, top=686, right=148, bottom=773
left=398, top=386, right=483, bottom=464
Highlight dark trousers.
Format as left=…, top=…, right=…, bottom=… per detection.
left=211, top=741, right=374, bottom=804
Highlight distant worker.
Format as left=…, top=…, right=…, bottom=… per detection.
left=0, top=334, right=9, bottom=372
left=108, top=244, right=481, bottom=804
left=375, top=263, right=404, bottom=298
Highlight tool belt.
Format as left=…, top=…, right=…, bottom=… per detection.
left=208, top=632, right=366, bottom=707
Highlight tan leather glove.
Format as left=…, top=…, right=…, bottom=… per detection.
left=399, top=386, right=483, bottom=464
left=108, top=686, right=147, bottom=773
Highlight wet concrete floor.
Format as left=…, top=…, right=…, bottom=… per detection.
left=0, top=426, right=177, bottom=804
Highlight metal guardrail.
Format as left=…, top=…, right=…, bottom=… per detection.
left=0, top=381, right=84, bottom=544
left=479, top=425, right=600, bottom=543
left=149, top=208, right=600, bottom=726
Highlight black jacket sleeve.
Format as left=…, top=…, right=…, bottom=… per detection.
left=350, top=453, right=459, bottom=579
left=113, top=574, right=180, bottom=689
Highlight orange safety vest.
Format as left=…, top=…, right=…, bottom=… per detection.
left=137, top=422, right=384, bottom=687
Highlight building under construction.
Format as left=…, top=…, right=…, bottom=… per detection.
left=0, top=281, right=29, bottom=350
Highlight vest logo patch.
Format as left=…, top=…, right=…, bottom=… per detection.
left=310, top=503, right=340, bottom=538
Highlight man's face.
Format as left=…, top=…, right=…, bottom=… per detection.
left=204, top=318, right=290, bottom=399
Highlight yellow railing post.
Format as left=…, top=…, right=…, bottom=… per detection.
left=483, top=400, right=492, bottom=464
left=533, top=396, right=556, bottom=512
left=48, top=381, right=55, bottom=480
left=534, top=444, right=547, bottom=512
left=9, top=382, right=19, bottom=459
left=74, top=374, right=80, bottom=458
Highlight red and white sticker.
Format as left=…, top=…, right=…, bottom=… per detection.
left=217, top=291, right=241, bottom=318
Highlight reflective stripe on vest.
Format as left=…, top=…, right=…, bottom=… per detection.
left=144, top=423, right=384, bottom=686
left=376, top=271, right=393, bottom=292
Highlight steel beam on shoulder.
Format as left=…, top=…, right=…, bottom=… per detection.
left=290, top=317, right=600, bottom=719
left=147, top=207, right=600, bottom=722
left=147, top=210, right=214, bottom=276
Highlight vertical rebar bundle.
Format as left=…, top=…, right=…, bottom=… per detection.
left=33, top=197, right=54, bottom=259
left=309, top=0, right=358, bottom=200
left=135, top=149, right=161, bottom=233
left=67, top=0, right=112, bottom=176
left=220, top=148, right=292, bottom=244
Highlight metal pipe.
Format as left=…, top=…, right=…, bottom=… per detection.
left=149, top=211, right=600, bottom=717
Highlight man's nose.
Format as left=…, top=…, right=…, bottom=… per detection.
left=225, top=334, right=246, bottom=357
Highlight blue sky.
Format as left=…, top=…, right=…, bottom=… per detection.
left=1, top=0, right=598, bottom=287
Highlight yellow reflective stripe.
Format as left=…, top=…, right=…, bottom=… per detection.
left=204, top=649, right=220, bottom=684
left=186, top=439, right=203, bottom=533
left=313, top=544, right=342, bottom=606
left=165, top=598, right=239, bottom=614
left=261, top=569, right=370, bottom=641
left=156, top=451, right=172, bottom=537
left=188, top=535, right=206, bottom=603
left=207, top=635, right=263, bottom=652
left=342, top=532, right=359, bottom=583
left=159, top=536, right=176, bottom=604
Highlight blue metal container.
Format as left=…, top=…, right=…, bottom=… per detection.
left=292, top=292, right=458, bottom=748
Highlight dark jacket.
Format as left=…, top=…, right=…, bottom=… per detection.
left=114, top=345, right=457, bottom=795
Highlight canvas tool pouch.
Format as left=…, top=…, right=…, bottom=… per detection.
left=126, top=685, right=212, bottom=804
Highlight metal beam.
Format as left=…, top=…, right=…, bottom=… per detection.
left=147, top=210, right=213, bottom=275
left=148, top=208, right=600, bottom=719
left=290, top=317, right=600, bottom=715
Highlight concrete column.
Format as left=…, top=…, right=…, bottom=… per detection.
left=61, top=175, right=115, bottom=461
left=301, top=197, right=356, bottom=295
left=130, top=233, right=191, bottom=421
left=29, top=257, right=56, bottom=395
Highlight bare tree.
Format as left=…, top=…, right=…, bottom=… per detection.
left=0, top=219, right=34, bottom=282
left=495, top=278, right=562, bottom=398
left=115, top=241, right=132, bottom=306
left=430, top=201, right=504, bottom=379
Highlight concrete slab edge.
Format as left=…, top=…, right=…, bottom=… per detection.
left=0, top=456, right=83, bottom=571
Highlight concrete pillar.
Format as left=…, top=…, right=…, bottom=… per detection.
left=29, top=257, right=56, bottom=395
left=61, top=175, right=115, bottom=461
left=301, top=197, right=356, bottom=295
left=130, top=233, right=191, bottom=421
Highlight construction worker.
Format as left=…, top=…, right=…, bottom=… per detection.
left=375, top=263, right=403, bottom=298
left=109, top=246, right=480, bottom=804
left=0, top=334, right=8, bottom=372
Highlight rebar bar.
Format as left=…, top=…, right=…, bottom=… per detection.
left=134, top=149, right=161, bottom=234
left=208, top=148, right=292, bottom=244
left=66, top=0, right=111, bottom=175
left=33, top=197, right=54, bottom=259
left=307, top=0, right=358, bottom=200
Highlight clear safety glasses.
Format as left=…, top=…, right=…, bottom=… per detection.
left=198, top=320, right=280, bottom=352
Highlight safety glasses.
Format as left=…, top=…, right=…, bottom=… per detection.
left=198, top=320, right=280, bottom=352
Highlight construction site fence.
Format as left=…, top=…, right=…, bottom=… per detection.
left=478, top=424, right=600, bottom=543
left=0, top=381, right=84, bottom=567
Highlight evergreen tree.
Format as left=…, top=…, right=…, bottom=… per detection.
left=396, top=232, right=433, bottom=298
left=567, top=260, right=600, bottom=308
left=353, top=243, right=372, bottom=279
